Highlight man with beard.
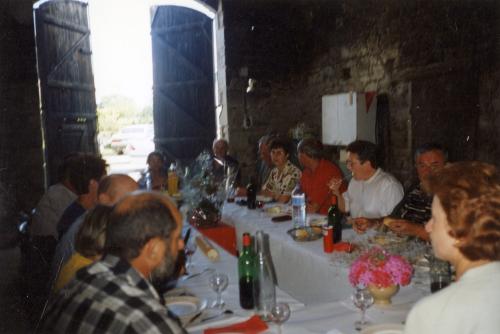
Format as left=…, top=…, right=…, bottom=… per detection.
left=40, top=192, right=186, bottom=334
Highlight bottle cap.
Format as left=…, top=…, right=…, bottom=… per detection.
left=242, top=233, right=252, bottom=246
left=331, top=195, right=337, bottom=205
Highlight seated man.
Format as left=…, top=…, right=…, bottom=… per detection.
left=211, top=138, right=240, bottom=185
left=384, top=143, right=447, bottom=240
left=329, top=140, right=403, bottom=230
left=57, top=153, right=107, bottom=239
left=298, top=138, right=346, bottom=214
left=261, top=139, right=301, bottom=203
left=51, top=174, right=138, bottom=276
left=237, top=133, right=276, bottom=196
left=41, top=192, right=186, bottom=334
left=256, top=134, right=276, bottom=189
left=30, top=153, right=78, bottom=244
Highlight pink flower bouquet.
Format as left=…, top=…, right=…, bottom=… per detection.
left=349, top=247, right=413, bottom=288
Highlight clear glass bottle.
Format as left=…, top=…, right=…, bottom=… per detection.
left=167, top=162, right=179, bottom=195
left=253, top=231, right=275, bottom=321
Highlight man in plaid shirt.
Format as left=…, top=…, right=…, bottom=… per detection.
left=41, top=192, right=186, bottom=334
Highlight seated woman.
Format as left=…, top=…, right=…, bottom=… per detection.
left=261, top=139, right=301, bottom=203
left=404, top=161, right=500, bottom=334
left=54, top=205, right=111, bottom=292
left=138, top=151, right=167, bottom=191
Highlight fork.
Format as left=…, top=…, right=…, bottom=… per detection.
left=182, top=268, right=214, bottom=281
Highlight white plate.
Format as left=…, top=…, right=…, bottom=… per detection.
left=265, top=205, right=291, bottom=217
left=256, top=195, right=273, bottom=203
left=309, top=217, right=327, bottom=226
left=165, top=296, right=207, bottom=325
left=360, top=323, right=404, bottom=334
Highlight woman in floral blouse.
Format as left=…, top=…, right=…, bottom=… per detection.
left=261, top=139, right=301, bottom=203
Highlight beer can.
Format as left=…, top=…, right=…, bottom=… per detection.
left=322, top=225, right=334, bottom=253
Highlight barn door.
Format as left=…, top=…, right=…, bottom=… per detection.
left=151, top=5, right=216, bottom=163
left=34, top=0, right=97, bottom=185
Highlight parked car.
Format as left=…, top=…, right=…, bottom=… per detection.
left=110, top=124, right=153, bottom=154
left=123, top=136, right=155, bottom=157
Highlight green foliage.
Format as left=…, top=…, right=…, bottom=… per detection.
left=96, top=95, right=153, bottom=137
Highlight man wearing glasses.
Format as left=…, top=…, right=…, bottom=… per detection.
left=330, top=142, right=447, bottom=240
left=329, top=140, right=404, bottom=228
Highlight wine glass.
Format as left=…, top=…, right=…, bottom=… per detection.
left=184, top=238, right=198, bottom=270
left=351, top=287, right=374, bottom=331
left=271, top=302, right=291, bottom=334
left=208, top=272, right=229, bottom=308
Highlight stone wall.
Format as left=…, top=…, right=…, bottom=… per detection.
left=222, top=0, right=498, bottom=184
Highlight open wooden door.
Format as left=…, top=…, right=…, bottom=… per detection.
left=34, top=0, right=98, bottom=185
left=151, top=5, right=216, bottom=164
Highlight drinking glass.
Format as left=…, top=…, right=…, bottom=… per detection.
left=271, top=302, right=291, bottom=334
left=351, top=287, right=374, bottom=330
left=208, top=272, right=229, bottom=308
left=184, top=238, right=198, bottom=270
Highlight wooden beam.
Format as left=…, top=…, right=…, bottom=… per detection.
left=155, top=36, right=209, bottom=80
left=47, top=79, right=95, bottom=92
left=42, top=14, right=90, bottom=34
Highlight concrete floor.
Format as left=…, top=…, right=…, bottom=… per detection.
left=0, top=246, right=30, bottom=334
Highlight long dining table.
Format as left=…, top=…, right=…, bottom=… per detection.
left=176, top=201, right=430, bottom=334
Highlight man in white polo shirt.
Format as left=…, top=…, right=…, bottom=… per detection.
left=329, top=140, right=403, bottom=233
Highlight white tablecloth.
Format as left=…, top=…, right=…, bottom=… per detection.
left=178, top=204, right=429, bottom=333
left=222, top=203, right=359, bottom=304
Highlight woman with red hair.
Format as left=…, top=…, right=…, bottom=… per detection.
left=404, top=161, right=500, bottom=334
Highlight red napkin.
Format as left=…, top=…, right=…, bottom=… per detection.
left=332, top=242, right=355, bottom=253
left=203, top=315, right=268, bottom=334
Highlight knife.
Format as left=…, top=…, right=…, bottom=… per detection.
left=183, top=227, right=192, bottom=245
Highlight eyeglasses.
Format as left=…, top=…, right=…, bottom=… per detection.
left=416, top=162, right=442, bottom=170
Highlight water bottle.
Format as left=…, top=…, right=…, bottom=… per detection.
left=253, top=231, right=275, bottom=321
left=291, top=184, right=306, bottom=229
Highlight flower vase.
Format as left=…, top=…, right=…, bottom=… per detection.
left=368, top=284, right=399, bottom=305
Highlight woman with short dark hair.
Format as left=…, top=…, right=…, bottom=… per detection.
left=261, top=139, right=301, bottom=203
left=404, top=161, right=500, bottom=334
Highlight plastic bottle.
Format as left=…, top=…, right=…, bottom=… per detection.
left=238, top=233, right=255, bottom=309
left=291, top=184, right=306, bottom=229
left=328, top=195, right=342, bottom=243
left=253, top=231, right=275, bottom=321
left=167, top=163, right=178, bottom=195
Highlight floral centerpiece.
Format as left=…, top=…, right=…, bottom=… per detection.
left=349, top=247, right=413, bottom=288
left=349, top=247, right=413, bottom=304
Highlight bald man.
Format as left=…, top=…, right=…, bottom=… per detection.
left=41, top=192, right=185, bottom=334
left=212, top=138, right=240, bottom=185
left=51, top=174, right=139, bottom=280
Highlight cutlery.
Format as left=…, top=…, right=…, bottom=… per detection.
left=182, top=268, right=214, bottom=281
left=200, top=309, right=234, bottom=323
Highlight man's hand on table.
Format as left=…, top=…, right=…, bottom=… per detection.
left=350, top=217, right=381, bottom=234
left=385, top=219, right=429, bottom=241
